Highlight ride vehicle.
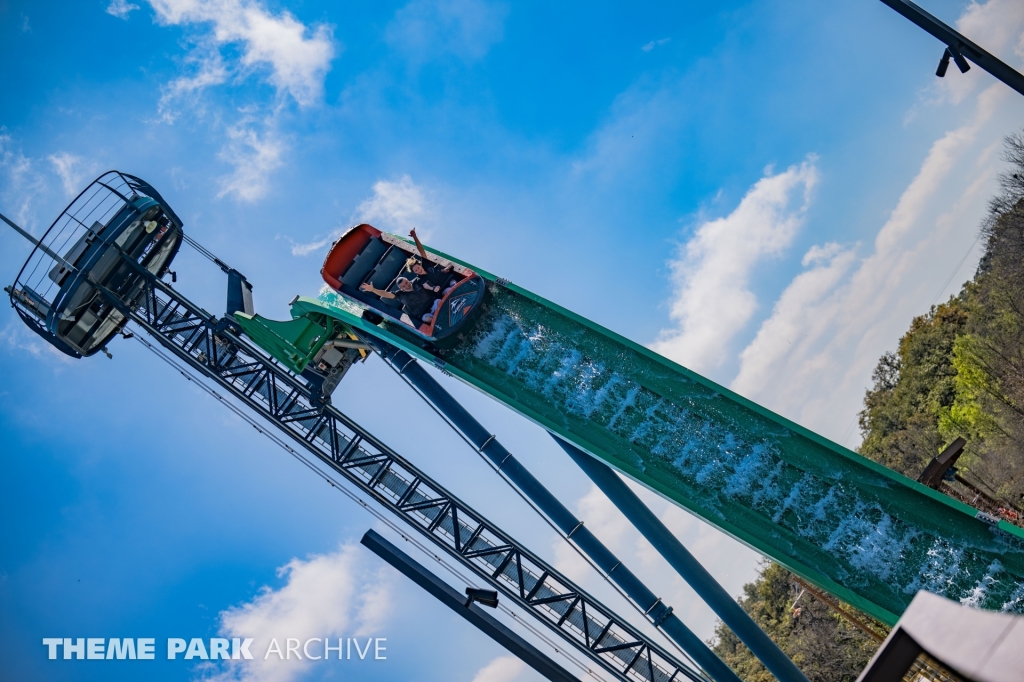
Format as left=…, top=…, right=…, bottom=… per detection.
left=320, top=223, right=487, bottom=343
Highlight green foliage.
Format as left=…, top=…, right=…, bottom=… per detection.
left=858, top=130, right=1024, bottom=505
left=937, top=333, right=1002, bottom=444
left=712, top=129, right=1024, bottom=682
left=711, top=563, right=881, bottom=682
left=857, top=299, right=968, bottom=477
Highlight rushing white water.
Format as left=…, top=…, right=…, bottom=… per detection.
left=313, top=283, right=1024, bottom=615
left=460, top=305, right=1024, bottom=614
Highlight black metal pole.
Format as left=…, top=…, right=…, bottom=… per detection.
left=554, top=438, right=811, bottom=682
left=878, top=0, right=1024, bottom=97
left=360, top=530, right=580, bottom=682
left=0, top=210, right=71, bottom=267
left=374, top=342, right=755, bottom=682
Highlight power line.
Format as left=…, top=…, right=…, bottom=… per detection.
left=930, top=233, right=982, bottom=308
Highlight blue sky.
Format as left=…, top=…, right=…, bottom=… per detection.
left=2, top=1, right=1024, bottom=681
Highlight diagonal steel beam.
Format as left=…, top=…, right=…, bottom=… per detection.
left=878, top=0, right=1024, bottom=96
left=360, top=529, right=580, bottom=682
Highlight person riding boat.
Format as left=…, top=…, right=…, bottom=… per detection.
left=360, top=277, right=437, bottom=323
left=406, top=258, right=456, bottom=294
left=321, top=222, right=487, bottom=342
left=409, top=227, right=430, bottom=260
left=407, top=228, right=456, bottom=293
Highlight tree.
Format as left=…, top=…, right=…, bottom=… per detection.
left=857, top=300, right=968, bottom=477
left=859, top=129, right=1024, bottom=511
left=711, top=563, right=882, bottom=682
left=712, top=128, right=1024, bottom=682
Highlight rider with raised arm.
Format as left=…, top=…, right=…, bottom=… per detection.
left=360, top=277, right=436, bottom=323
left=408, top=228, right=456, bottom=294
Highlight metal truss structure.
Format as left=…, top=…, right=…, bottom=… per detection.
left=85, top=251, right=704, bottom=682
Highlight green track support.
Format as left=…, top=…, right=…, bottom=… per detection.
left=234, top=312, right=334, bottom=374
left=292, top=237, right=1024, bottom=626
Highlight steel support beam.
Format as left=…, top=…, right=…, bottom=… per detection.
left=554, top=437, right=810, bottom=682
left=878, top=0, right=1024, bottom=97
left=361, top=529, right=580, bottom=682
left=375, top=342, right=751, bottom=682
left=72, top=253, right=703, bottom=682
left=0, top=210, right=72, bottom=270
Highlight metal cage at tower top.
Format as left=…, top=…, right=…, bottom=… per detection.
left=6, top=171, right=184, bottom=358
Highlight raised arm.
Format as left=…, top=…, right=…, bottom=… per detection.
left=360, top=282, right=395, bottom=298
left=409, top=227, right=428, bottom=260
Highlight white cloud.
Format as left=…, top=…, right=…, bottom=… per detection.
left=289, top=233, right=337, bottom=258
left=0, top=138, right=89, bottom=235
left=149, top=0, right=335, bottom=106
left=470, top=655, right=526, bottom=682
left=718, top=0, right=1024, bottom=445
left=206, top=544, right=391, bottom=682
left=0, top=322, right=75, bottom=364
left=642, top=38, right=670, bottom=52
left=959, top=0, right=1024, bottom=61
left=387, top=0, right=509, bottom=62
left=146, top=1, right=335, bottom=202
left=650, top=158, right=818, bottom=373
left=0, top=133, right=47, bottom=230
left=106, top=0, right=140, bottom=19
left=158, top=49, right=229, bottom=122
left=216, top=118, right=286, bottom=201
left=731, top=83, right=1010, bottom=440
left=730, top=243, right=856, bottom=399
left=289, top=175, right=429, bottom=257
left=47, top=152, right=88, bottom=197
left=356, top=175, right=428, bottom=231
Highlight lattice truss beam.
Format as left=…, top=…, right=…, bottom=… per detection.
left=97, top=256, right=703, bottom=682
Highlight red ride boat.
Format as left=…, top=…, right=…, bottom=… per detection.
left=321, top=224, right=487, bottom=343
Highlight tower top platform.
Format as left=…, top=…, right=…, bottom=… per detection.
left=7, top=171, right=182, bottom=358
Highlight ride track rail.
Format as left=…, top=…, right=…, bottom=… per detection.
left=89, top=251, right=705, bottom=682
left=305, top=245, right=1024, bottom=625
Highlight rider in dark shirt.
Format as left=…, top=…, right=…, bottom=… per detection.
left=407, top=259, right=456, bottom=293
left=408, top=228, right=457, bottom=294
left=360, top=277, right=436, bottom=321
